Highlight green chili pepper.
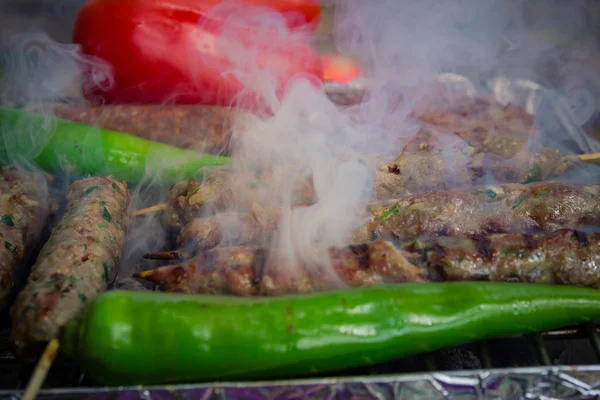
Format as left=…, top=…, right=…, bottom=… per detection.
left=62, top=283, right=600, bottom=386
left=0, top=107, right=230, bottom=184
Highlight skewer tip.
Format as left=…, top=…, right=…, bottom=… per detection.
left=22, top=337, right=60, bottom=400
left=133, top=203, right=168, bottom=217
left=143, top=250, right=184, bottom=260
left=577, top=152, right=600, bottom=163
left=135, top=270, right=155, bottom=279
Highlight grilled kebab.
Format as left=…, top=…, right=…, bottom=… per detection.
left=357, top=181, right=600, bottom=242
left=409, top=229, right=600, bottom=287
left=46, top=88, right=537, bottom=158
left=10, top=176, right=130, bottom=356
left=162, top=170, right=315, bottom=230
left=159, top=149, right=583, bottom=231
left=137, top=228, right=600, bottom=296
left=163, top=181, right=599, bottom=256
left=137, top=240, right=426, bottom=296
left=0, top=167, right=53, bottom=311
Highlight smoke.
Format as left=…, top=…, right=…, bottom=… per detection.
left=0, top=32, right=113, bottom=108
left=209, top=0, right=600, bottom=282
left=0, top=0, right=598, bottom=286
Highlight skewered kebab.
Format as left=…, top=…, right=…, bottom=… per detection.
left=411, top=95, right=538, bottom=155
left=45, top=104, right=244, bottom=156
left=139, top=145, right=592, bottom=227
left=44, top=90, right=535, bottom=157
left=409, top=228, right=600, bottom=287
left=137, top=240, right=426, bottom=296
left=10, top=176, right=130, bottom=357
left=173, top=202, right=284, bottom=252
left=161, top=170, right=315, bottom=230
left=42, top=83, right=363, bottom=154
left=356, top=181, right=600, bottom=242
left=0, top=167, right=53, bottom=311
left=137, top=228, right=600, bottom=296
left=374, top=143, right=576, bottom=199
left=147, top=181, right=600, bottom=259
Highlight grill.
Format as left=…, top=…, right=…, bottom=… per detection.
left=2, top=4, right=600, bottom=398
left=0, top=84, right=599, bottom=400
left=1, top=321, right=600, bottom=399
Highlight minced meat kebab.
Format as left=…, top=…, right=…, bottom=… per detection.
left=10, top=176, right=130, bottom=356
left=0, top=167, right=53, bottom=311
left=136, top=228, right=600, bottom=296
left=155, top=181, right=599, bottom=256
left=159, top=150, right=582, bottom=231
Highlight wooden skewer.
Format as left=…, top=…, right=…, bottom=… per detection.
left=22, top=337, right=60, bottom=400
left=135, top=269, right=157, bottom=279
left=143, top=249, right=185, bottom=261
left=130, top=152, right=600, bottom=219
left=577, top=152, right=600, bottom=163
left=132, top=203, right=167, bottom=217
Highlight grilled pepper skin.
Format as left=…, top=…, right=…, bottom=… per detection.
left=62, top=283, right=600, bottom=385
left=0, top=107, right=229, bottom=184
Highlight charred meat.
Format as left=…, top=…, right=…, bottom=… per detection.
left=138, top=228, right=600, bottom=296
left=408, top=229, right=600, bottom=288
left=10, top=176, right=130, bottom=356
left=0, top=168, right=52, bottom=310
left=136, top=241, right=425, bottom=296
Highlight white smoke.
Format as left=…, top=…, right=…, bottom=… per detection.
left=1, top=0, right=598, bottom=281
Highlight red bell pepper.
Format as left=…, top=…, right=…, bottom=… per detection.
left=73, top=0, right=323, bottom=110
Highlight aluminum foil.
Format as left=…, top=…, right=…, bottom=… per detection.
left=1, top=365, right=599, bottom=400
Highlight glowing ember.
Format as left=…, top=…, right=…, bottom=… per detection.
left=321, top=54, right=362, bottom=84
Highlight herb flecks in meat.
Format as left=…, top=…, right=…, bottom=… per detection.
left=10, top=176, right=130, bottom=355
left=1, top=214, right=15, bottom=227
left=0, top=168, right=51, bottom=310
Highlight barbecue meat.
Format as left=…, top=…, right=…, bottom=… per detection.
left=0, top=168, right=52, bottom=310
left=162, top=170, right=315, bottom=230
left=136, top=241, right=425, bottom=296
left=407, top=229, right=600, bottom=287
left=47, top=104, right=242, bottom=156
left=374, top=136, right=576, bottom=200
left=356, top=182, right=600, bottom=243
left=10, top=176, right=130, bottom=356
left=163, top=155, right=580, bottom=231
left=411, top=92, right=538, bottom=157
left=43, top=86, right=364, bottom=154
left=177, top=203, right=283, bottom=250
left=139, top=229, right=600, bottom=296
left=173, top=182, right=599, bottom=254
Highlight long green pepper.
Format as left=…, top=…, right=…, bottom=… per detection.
left=0, top=107, right=230, bottom=184
left=62, top=282, right=600, bottom=385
